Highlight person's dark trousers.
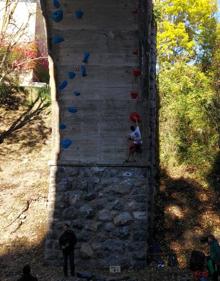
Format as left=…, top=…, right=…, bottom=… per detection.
left=211, top=264, right=220, bottom=281
left=63, top=250, right=75, bottom=277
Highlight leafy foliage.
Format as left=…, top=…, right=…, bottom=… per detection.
left=159, top=62, right=218, bottom=169
left=156, top=0, right=219, bottom=173
left=156, top=0, right=217, bottom=66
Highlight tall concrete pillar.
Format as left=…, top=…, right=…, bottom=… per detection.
left=41, top=0, right=157, bottom=269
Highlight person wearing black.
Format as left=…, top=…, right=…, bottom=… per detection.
left=59, top=223, right=77, bottom=277
left=207, top=235, right=220, bottom=281
left=17, top=265, right=38, bottom=281
left=200, top=234, right=220, bottom=281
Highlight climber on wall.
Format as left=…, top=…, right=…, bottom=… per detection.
left=126, top=118, right=142, bottom=162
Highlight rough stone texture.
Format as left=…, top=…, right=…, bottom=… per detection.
left=45, top=167, right=149, bottom=269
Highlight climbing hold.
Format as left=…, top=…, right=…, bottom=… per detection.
left=59, top=123, right=66, bottom=130
left=80, top=65, right=87, bottom=77
left=68, top=72, right=76, bottom=79
left=133, top=48, right=139, bottom=55
left=68, top=107, right=78, bottom=113
left=82, top=52, right=90, bottom=63
left=73, top=91, right=80, bottom=96
left=75, top=9, right=84, bottom=19
left=52, top=35, right=64, bottom=44
left=58, top=80, right=68, bottom=90
left=51, top=10, right=63, bottom=22
left=132, top=68, right=141, bottom=77
left=132, top=9, right=138, bottom=15
left=130, top=91, right=139, bottom=99
left=53, top=0, right=60, bottom=9
left=130, top=112, right=141, bottom=122
left=61, top=139, right=72, bottom=149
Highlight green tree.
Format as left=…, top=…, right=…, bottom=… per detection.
left=156, top=0, right=219, bottom=172
left=156, top=0, right=217, bottom=67
left=160, top=62, right=218, bottom=169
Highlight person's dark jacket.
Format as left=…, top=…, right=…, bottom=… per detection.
left=210, top=239, right=220, bottom=264
left=17, top=274, right=38, bottom=281
left=189, top=250, right=206, bottom=271
left=59, top=229, right=77, bottom=254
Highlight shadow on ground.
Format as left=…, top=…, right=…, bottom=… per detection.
left=0, top=114, right=51, bottom=157
left=153, top=166, right=220, bottom=267
left=0, top=240, right=64, bottom=281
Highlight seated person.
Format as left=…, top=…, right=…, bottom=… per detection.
left=17, top=265, right=38, bottom=281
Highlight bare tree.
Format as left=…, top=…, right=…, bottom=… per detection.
left=0, top=0, right=50, bottom=144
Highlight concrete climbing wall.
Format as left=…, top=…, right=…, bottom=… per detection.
left=45, top=0, right=149, bottom=165
left=41, top=0, right=158, bottom=270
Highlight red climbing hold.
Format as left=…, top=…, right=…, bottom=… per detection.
left=133, top=49, right=139, bottom=55
left=132, top=9, right=138, bottom=15
left=130, top=112, right=141, bottom=122
left=133, top=68, right=141, bottom=77
left=130, top=91, right=139, bottom=99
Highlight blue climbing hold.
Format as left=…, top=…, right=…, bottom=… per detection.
left=82, top=52, right=90, bottom=63
left=80, top=65, right=87, bottom=77
left=52, top=10, right=63, bottom=22
left=58, top=80, right=68, bottom=90
left=68, top=72, right=76, bottom=79
left=75, top=9, right=84, bottom=19
left=52, top=35, right=64, bottom=44
left=59, top=123, right=66, bottom=130
left=68, top=107, right=78, bottom=113
left=61, top=139, right=72, bottom=149
left=53, top=0, right=60, bottom=8
left=73, top=91, right=80, bottom=96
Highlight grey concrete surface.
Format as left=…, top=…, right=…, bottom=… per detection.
left=45, top=0, right=147, bottom=165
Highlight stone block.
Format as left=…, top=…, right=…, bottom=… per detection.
left=114, top=226, right=130, bottom=239
left=80, top=243, right=94, bottom=259
left=113, top=212, right=133, bottom=226
left=62, top=207, right=78, bottom=219
left=133, top=211, right=147, bottom=220
left=80, top=205, right=95, bottom=219
left=104, top=222, right=114, bottom=232
left=98, top=210, right=113, bottom=222
left=102, top=240, right=124, bottom=253
left=84, top=192, right=97, bottom=201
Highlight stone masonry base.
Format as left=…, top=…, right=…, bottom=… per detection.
left=45, top=166, right=150, bottom=270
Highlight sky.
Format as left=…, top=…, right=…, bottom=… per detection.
left=217, top=0, right=220, bottom=20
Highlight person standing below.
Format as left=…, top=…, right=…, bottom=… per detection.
left=59, top=223, right=77, bottom=277
left=17, top=265, right=38, bottom=281
left=208, top=235, right=220, bottom=281
left=126, top=120, right=142, bottom=162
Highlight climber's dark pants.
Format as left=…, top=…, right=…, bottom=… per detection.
left=63, top=250, right=75, bottom=276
